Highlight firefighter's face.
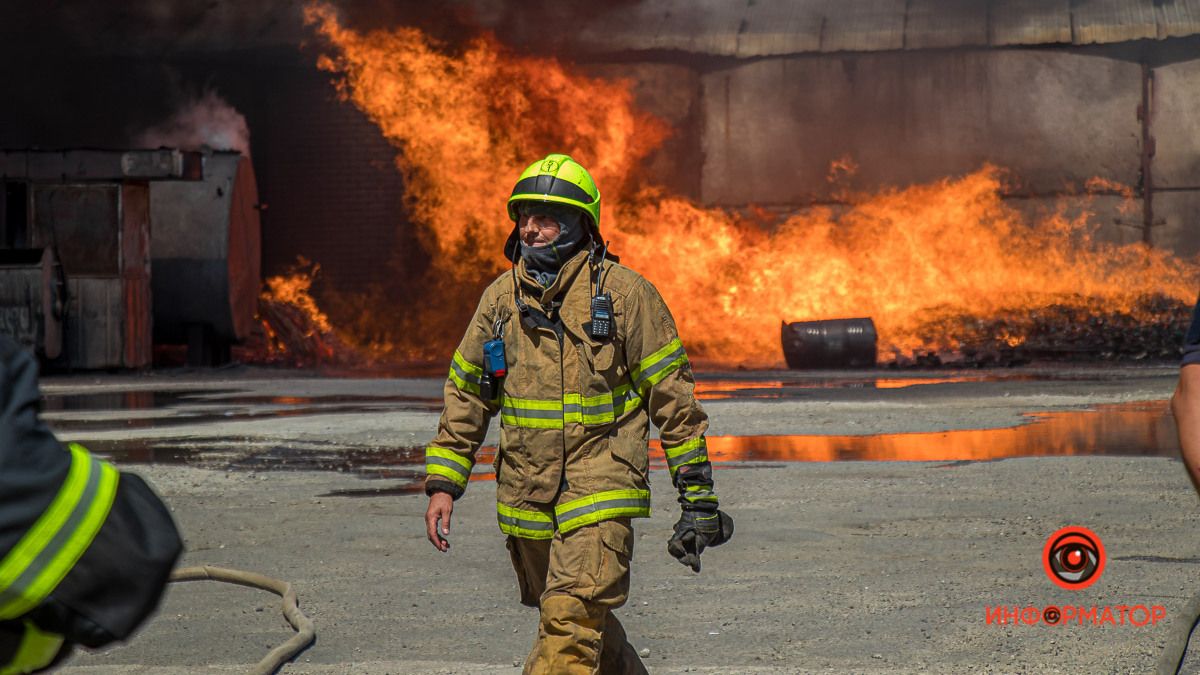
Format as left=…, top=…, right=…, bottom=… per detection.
left=519, top=206, right=561, bottom=247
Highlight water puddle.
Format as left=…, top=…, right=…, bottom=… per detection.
left=42, top=391, right=443, bottom=432
left=75, top=401, right=1179, bottom=496
left=693, top=374, right=1039, bottom=399
left=694, top=401, right=1178, bottom=462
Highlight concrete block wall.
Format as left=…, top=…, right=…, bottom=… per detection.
left=692, top=47, right=1199, bottom=259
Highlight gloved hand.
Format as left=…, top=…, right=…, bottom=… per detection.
left=667, top=509, right=733, bottom=573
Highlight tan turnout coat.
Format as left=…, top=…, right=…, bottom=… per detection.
left=425, top=249, right=711, bottom=538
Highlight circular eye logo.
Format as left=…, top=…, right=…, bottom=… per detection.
left=1043, top=526, right=1105, bottom=590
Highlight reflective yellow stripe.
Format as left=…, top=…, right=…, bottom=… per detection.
left=554, top=489, right=651, bottom=533
left=631, top=338, right=688, bottom=393
left=426, top=446, right=472, bottom=471
left=564, top=392, right=615, bottom=425
left=503, top=397, right=562, bottom=410
left=426, top=445, right=473, bottom=488
left=0, top=444, right=118, bottom=620
left=612, top=384, right=642, bottom=414
left=502, top=387, right=644, bottom=429
left=641, top=353, right=686, bottom=389
left=663, top=436, right=709, bottom=476
left=503, top=394, right=564, bottom=429
left=448, top=351, right=482, bottom=396
left=0, top=621, right=64, bottom=675
left=632, top=338, right=683, bottom=382
left=452, top=350, right=483, bottom=376
left=497, top=504, right=555, bottom=539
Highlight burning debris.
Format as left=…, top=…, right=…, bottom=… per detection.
left=239, top=259, right=364, bottom=368
left=902, top=293, right=1193, bottom=368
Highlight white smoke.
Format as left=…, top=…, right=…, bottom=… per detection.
left=136, top=90, right=251, bottom=157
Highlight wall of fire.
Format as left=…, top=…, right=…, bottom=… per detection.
left=2, top=2, right=1196, bottom=322
left=594, top=40, right=1200, bottom=260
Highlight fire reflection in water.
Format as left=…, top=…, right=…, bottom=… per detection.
left=656, top=401, right=1178, bottom=464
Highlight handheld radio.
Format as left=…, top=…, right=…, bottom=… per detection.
left=587, top=241, right=615, bottom=340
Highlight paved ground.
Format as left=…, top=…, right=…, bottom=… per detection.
left=37, top=364, right=1200, bottom=674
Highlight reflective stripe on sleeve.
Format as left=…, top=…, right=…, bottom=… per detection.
left=554, top=489, right=651, bottom=533
left=631, top=338, right=688, bottom=393
left=0, top=620, right=65, bottom=675
left=425, top=446, right=472, bottom=488
left=449, top=350, right=483, bottom=396
left=663, top=436, right=709, bottom=476
left=0, top=443, right=118, bottom=620
left=682, top=485, right=719, bottom=504
left=497, top=504, right=556, bottom=539
left=612, top=384, right=642, bottom=415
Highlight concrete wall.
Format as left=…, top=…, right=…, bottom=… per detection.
left=696, top=47, right=1200, bottom=258
left=700, top=49, right=1143, bottom=204
left=1151, top=58, right=1200, bottom=258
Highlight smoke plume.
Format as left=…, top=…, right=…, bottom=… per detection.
left=135, top=90, right=251, bottom=156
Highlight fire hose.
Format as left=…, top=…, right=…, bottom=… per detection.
left=1157, top=587, right=1200, bottom=675
left=168, top=565, right=316, bottom=675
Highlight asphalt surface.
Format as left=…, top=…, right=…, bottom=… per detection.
left=36, top=364, right=1200, bottom=674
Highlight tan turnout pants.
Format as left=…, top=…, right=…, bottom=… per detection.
left=506, top=517, right=649, bottom=675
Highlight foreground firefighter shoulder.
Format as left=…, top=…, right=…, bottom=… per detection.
left=0, top=336, right=182, bottom=673
left=421, top=153, right=732, bottom=673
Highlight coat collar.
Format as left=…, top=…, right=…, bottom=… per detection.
left=514, top=248, right=591, bottom=309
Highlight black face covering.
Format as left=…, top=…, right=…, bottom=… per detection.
left=518, top=203, right=589, bottom=288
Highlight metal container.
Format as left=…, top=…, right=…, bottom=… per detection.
left=0, top=149, right=201, bottom=369
left=150, top=152, right=261, bottom=364
left=781, top=318, right=877, bottom=369
left=0, top=247, right=63, bottom=359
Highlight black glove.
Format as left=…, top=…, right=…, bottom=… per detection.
left=667, top=509, right=733, bottom=573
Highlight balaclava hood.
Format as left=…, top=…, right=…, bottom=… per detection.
left=519, top=204, right=589, bottom=288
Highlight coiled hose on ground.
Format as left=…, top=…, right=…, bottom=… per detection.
left=169, top=565, right=316, bottom=675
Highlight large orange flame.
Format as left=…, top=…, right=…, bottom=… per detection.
left=303, top=4, right=1198, bottom=367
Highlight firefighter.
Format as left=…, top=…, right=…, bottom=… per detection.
left=0, top=335, right=182, bottom=673
left=423, top=154, right=733, bottom=674
left=1173, top=294, right=1200, bottom=494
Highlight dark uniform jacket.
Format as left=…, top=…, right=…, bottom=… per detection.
left=0, top=337, right=182, bottom=672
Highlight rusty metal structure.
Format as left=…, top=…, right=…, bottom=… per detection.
left=0, top=149, right=201, bottom=369
left=150, top=151, right=262, bottom=365
left=0, top=247, right=63, bottom=360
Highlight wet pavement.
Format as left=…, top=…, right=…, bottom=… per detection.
left=46, top=364, right=1197, bottom=674
left=42, top=391, right=442, bottom=432
left=53, top=378, right=1180, bottom=496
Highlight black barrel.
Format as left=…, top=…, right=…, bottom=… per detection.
left=781, top=318, right=877, bottom=369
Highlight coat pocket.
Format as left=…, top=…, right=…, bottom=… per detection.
left=607, top=426, right=650, bottom=481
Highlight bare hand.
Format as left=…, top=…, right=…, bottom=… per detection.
left=425, top=492, right=454, bottom=552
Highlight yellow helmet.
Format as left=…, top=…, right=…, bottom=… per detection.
left=506, top=153, right=601, bottom=230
